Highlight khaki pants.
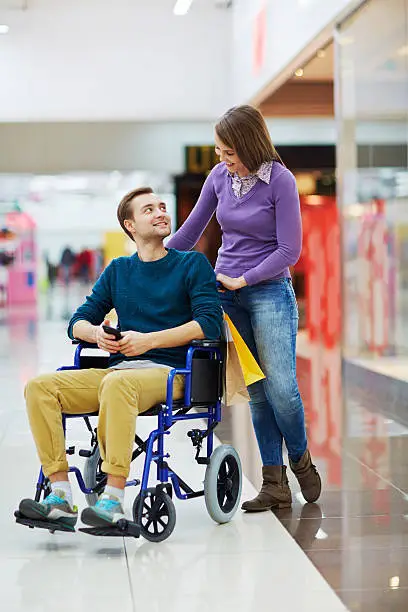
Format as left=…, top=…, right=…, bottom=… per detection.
left=24, top=367, right=184, bottom=479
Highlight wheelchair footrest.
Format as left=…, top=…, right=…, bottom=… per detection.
left=14, top=511, right=75, bottom=533
left=79, top=519, right=140, bottom=538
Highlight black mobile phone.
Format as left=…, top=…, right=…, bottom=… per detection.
left=102, top=325, right=123, bottom=340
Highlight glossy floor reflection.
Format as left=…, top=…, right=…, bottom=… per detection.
left=220, top=330, right=408, bottom=612
left=0, top=285, right=346, bottom=612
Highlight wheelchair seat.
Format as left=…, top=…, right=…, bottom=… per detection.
left=139, top=399, right=184, bottom=417
left=63, top=401, right=184, bottom=421
left=72, top=339, right=224, bottom=411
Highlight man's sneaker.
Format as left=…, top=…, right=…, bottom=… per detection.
left=19, top=490, right=78, bottom=528
left=81, top=494, right=125, bottom=528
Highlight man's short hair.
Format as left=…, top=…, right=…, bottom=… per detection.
left=117, top=186, right=154, bottom=242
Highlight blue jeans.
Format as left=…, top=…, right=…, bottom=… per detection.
left=221, top=278, right=307, bottom=466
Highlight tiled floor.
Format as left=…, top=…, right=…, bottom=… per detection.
left=219, top=329, right=408, bottom=612
left=0, top=285, right=347, bottom=612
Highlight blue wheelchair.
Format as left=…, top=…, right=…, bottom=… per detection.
left=15, top=338, right=242, bottom=542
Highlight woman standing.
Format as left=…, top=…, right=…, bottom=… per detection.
left=168, top=105, right=321, bottom=511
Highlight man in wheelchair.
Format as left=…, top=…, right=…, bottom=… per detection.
left=18, top=186, right=223, bottom=532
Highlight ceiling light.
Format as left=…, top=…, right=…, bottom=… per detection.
left=0, top=25, right=10, bottom=35
left=390, top=576, right=400, bottom=590
left=295, top=68, right=304, bottom=77
left=173, top=0, right=193, bottom=15
left=317, top=49, right=326, bottom=59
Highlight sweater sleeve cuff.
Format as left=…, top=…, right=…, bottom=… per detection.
left=67, top=315, right=86, bottom=341
left=67, top=321, right=76, bottom=341
left=194, top=317, right=221, bottom=341
left=243, top=270, right=258, bottom=287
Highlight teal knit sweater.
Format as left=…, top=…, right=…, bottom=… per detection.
left=67, top=249, right=223, bottom=369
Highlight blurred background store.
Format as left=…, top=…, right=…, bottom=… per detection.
left=0, top=1, right=408, bottom=611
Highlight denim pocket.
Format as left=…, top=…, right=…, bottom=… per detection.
left=246, top=279, right=289, bottom=312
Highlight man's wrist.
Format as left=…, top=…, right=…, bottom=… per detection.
left=148, top=331, right=159, bottom=350
left=238, top=276, right=247, bottom=288
left=72, top=320, right=98, bottom=343
left=91, top=326, right=98, bottom=343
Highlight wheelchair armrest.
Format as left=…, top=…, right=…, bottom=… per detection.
left=190, top=339, right=222, bottom=348
left=71, top=340, right=99, bottom=349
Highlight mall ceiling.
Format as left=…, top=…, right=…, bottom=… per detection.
left=296, top=43, right=334, bottom=82
left=259, top=0, right=408, bottom=120
left=259, top=42, right=334, bottom=118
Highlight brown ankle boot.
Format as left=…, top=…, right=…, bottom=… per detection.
left=241, top=465, right=292, bottom=512
left=289, top=449, right=321, bottom=503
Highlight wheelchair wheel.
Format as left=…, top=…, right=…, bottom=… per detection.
left=132, top=488, right=176, bottom=543
left=83, top=445, right=105, bottom=506
left=204, top=445, right=242, bottom=524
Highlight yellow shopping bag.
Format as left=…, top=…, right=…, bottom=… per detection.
left=223, top=313, right=265, bottom=406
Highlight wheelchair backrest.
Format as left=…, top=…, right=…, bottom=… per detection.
left=189, top=346, right=225, bottom=405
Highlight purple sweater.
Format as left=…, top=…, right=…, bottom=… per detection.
left=167, top=161, right=302, bottom=286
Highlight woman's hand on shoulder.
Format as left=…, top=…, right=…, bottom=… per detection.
left=216, top=273, right=247, bottom=291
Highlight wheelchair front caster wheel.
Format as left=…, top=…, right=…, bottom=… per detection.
left=133, top=488, right=176, bottom=543
left=204, top=445, right=242, bottom=524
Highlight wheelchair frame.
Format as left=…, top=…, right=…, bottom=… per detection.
left=32, top=339, right=225, bottom=532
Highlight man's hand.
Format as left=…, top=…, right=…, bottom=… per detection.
left=216, top=273, right=247, bottom=291
left=117, top=331, right=153, bottom=357
left=95, top=319, right=121, bottom=354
